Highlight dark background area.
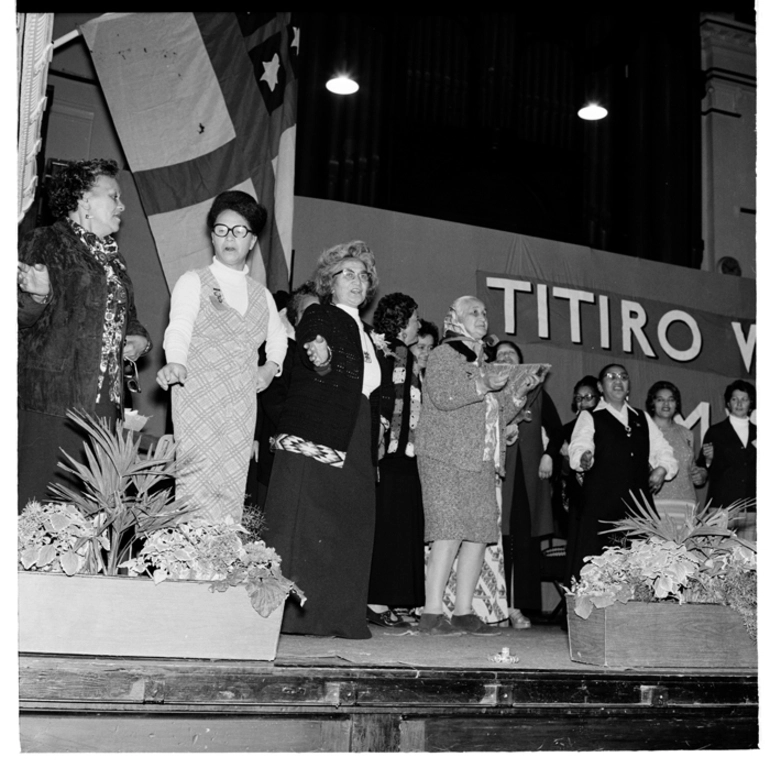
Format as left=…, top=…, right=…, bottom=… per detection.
left=292, top=6, right=756, bottom=269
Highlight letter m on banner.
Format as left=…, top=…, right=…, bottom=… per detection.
left=80, top=12, right=297, bottom=293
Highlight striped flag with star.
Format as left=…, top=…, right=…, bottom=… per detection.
left=79, top=11, right=298, bottom=293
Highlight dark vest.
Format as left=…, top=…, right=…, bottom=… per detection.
left=582, top=406, right=653, bottom=521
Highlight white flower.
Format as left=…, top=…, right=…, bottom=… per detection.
left=370, top=331, right=395, bottom=357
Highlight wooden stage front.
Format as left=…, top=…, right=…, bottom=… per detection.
left=18, top=623, right=758, bottom=752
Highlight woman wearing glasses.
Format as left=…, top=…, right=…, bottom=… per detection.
left=645, top=381, right=707, bottom=510
left=18, top=158, right=151, bottom=510
left=262, top=241, right=388, bottom=639
left=157, top=191, right=287, bottom=524
left=565, top=363, right=678, bottom=582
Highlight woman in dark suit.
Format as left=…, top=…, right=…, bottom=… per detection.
left=697, top=380, right=756, bottom=539
left=18, top=158, right=151, bottom=510
left=262, top=241, right=390, bottom=639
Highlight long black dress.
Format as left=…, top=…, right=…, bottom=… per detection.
left=500, top=388, right=562, bottom=612
left=367, top=343, right=426, bottom=608
left=262, top=303, right=388, bottom=639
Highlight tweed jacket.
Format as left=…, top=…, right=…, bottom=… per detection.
left=18, top=219, right=150, bottom=417
left=414, top=339, right=524, bottom=474
left=275, top=302, right=393, bottom=465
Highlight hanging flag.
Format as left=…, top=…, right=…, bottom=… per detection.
left=80, top=12, right=298, bottom=293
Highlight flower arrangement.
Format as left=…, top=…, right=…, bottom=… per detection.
left=122, top=514, right=305, bottom=618
left=568, top=495, right=757, bottom=637
left=18, top=410, right=304, bottom=619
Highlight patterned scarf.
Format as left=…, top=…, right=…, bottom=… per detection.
left=386, top=341, right=421, bottom=457
left=441, top=320, right=500, bottom=473
left=68, top=218, right=128, bottom=406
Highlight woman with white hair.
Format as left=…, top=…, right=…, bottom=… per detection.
left=415, top=296, right=543, bottom=635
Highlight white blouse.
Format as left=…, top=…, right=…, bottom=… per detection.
left=336, top=303, right=381, bottom=398
left=163, top=257, right=287, bottom=372
left=568, top=399, right=679, bottom=479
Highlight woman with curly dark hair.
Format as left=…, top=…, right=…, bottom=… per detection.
left=18, top=158, right=151, bottom=510
left=262, top=240, right=390, bottom=638
left=366, top=292, right=424, bottom=627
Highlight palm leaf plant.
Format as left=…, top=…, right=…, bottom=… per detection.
left=568, top=493, right=757, bottom=636
left=18, top=410, right=305, bottom=619
left=44, top=408, right=190, bottom=575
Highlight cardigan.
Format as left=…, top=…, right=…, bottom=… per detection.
left=414, top=339, right=523, bottom=474
left=18, top=219, right=150, bottom=417
left=274, top=303, right=392, bottom=465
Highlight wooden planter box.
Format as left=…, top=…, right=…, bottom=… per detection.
left=566, top=595, right=756, bottom=669
left=18, top=570, right=284, bottom=661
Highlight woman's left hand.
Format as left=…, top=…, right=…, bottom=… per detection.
left=255, top=362, right=278, bottom=393
left=538, top=454, right=553, bottom=479
left=123, top=335, right=149, bottom=361
left=649, top=466, right=667, bottom=493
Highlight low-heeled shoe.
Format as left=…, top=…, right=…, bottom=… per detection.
left=366, top=607, right=409, bottom=628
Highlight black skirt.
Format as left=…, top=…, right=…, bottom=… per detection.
left=263, top=395, right=376, bottom=639
left=367, top=454, right=426, bottom=607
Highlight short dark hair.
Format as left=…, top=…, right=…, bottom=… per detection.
left=571, top=375, right=600, bottom=412
left=645, top=380, right=682, bottom=417
left=417, top=319, right=440, bottom=347
left=47, top=158, right=119, bottom=219
left=287, top=280, right=318, bottom=327
left=314, top=240, right=378, bottom=305
left=206, top=190, right=267, bottom=235
left=724, top=379, right=756, bottom=411
left=373, top=293, right=418, bottom=342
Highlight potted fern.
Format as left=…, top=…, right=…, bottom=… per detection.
left=18, top=410, right=304, bottom=661
left=565, top=495, right=757, bottom=669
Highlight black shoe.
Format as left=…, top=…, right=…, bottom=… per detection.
left=366, top=607, right=409, bottom=628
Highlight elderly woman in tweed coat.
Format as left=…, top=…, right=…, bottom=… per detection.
left=414, top=295, right=543, bottom=635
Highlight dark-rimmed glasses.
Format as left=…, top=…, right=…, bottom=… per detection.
left=124, top=358, right=141, bottom=394
left=212, top=224, right=253, bottom=239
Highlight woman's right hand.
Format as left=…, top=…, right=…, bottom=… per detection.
left=701, top=442, right=714, bottom=467
left=304, top=334, right=331, bottom=367
left=479, top=367, right=509, bottom=393
left=156, top=363, right=188, bottom=390
left=18, top=261, right=50, bottom=301
left=579, top=450, right=594, bottom=472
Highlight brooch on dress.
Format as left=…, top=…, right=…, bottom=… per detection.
left=210, top=287, right=225, bottom=310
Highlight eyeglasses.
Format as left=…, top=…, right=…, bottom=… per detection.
left=603, top=372, right=629, bottom=381
left=333, top=268, right=372, bottom=284
left=124, top=358, right=141, bottom=394
left=212, top=224, right=253, bottom=239
left=574, top=394, right=597, bottom=403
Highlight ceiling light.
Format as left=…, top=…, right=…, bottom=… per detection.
left=326, top=75, right=359, bottom=95
left=578, top=103, right=608, bottom=121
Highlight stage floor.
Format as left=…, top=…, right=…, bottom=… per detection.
left=19, top=621, right=759, bottom=752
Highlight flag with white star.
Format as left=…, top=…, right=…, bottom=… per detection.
left=80, top=12, right=298, bottom=293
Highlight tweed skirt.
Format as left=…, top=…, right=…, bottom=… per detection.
left=417, top=455, right=499, bottom=544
